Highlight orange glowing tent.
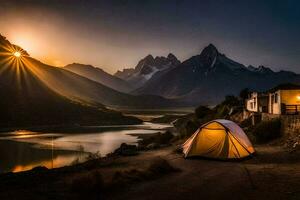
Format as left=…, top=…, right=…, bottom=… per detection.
left=182, top=119, right=255, bottom=159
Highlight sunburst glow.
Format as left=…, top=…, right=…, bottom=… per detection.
left=13, top=51, right=21, bottom=57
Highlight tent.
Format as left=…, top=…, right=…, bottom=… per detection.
left=182, top=119, right=255, bottom=159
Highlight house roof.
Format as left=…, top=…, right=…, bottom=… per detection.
left=268, top=83, right=300, bottom=93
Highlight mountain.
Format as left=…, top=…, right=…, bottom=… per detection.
left=0, top=35, right=141, bottom=128
left=64, top=63, right=133, bottom=93
left=26, top=58, right=179, bottom=108
left=134, top=44, right=300, bottom=105
left=115, top=53, right=180, bottom=88
left=0, top=35, right=179, bottom=109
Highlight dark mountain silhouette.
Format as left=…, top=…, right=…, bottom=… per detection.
left=134, top=44, right=300, bottom=105
left=115, top=54, right=180, bottom=88
left=0, top=35, right=141, bottom=128
left=26, top=58, right=179, bottom=108
left=64, top=63, right=133, bottom=93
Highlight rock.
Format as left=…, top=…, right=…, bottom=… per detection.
left=146, top=143, right=160, bottom=150
left=113, top=143, right=138, bottom=156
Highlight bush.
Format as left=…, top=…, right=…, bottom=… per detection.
left=222, top=95, right=240, bottom=107
left=195, top=106, right=212, bottom=119
left=147, top=158, right=178, bottom=174
left=240, top=117, right=252, bottom=128
left=113, top=143, right=138, bottom=156
left=157, top=131, right=174, bottom=144
left=139, top=131, right=174, bottom=147
left=251, top=119, right=281, bottom=143
left=112, top=158, right=177, bottom=185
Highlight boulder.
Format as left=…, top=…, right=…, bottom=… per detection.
left=113, top=143, right=138, bottom=156
left=146, top=143, right=160, bottom=150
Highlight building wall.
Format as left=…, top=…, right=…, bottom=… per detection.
left=258, top=96, right=269, bottom=113
left=281, top=115, right=300, bottom=138
left=261, top=113, right=300, bottom=138
left=269, top=90, right=281, bottom=114
left=246, top=92, right=258, bottom=112
left=261, top=113, right=280, bottom=121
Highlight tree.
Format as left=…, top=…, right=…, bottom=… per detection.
left=222, top=95, right=240, bottom=107
left=195, top=106, right=212, bottom=119
left=239, top=88, right=250, bottom=101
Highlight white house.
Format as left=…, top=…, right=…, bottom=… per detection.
left=246, top=92, right=268, bottom=113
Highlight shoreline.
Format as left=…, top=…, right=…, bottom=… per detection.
left=0, top=121, right=174, bottom=174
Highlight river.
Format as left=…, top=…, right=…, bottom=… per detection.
left=0, top=122, right=172, bottom=173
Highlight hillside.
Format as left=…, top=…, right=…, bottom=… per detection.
left=0, top=35, right=141, bottom=128
left=134, top=44, right=300, bottom=105
left=64, top=63, right=133, bottom=93
left=25, top=57, right=180, bottom=108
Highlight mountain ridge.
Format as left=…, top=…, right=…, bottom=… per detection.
left=64, top=63, right=133, bottom=93
left=115, top=53, right=181, bottom=88
left=0, top=35, right=142, bottom=127
left=134, top=44, right=300, bottom=105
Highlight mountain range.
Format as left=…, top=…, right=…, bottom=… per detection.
left=115, top=54, right=180, bottom=88
left=0, top=35, right=144, bottom=127
left=2, top=31, right=300, bottom=129
left=130, top=44, right=300, bottom=105
left=0, top=34, right=190, bottom=128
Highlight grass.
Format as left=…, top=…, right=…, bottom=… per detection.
left=111, top=158, right=179, bottom=187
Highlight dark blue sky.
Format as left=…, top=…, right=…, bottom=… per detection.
left=0, top=0, right=299, bottom=73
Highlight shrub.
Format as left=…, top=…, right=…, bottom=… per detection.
left=239, top=88, right=250, bottom=101
left=195, top=106, right=212, bottom=119
left=183, top=120, right=199, bottom=137
left=240, top=117, right=252, bottom=128
left=147, top=158, right=178, bottom=174
left=251, top=119, right=281, bottom=143
left=139, top=131, right=174, bottom=147
left=113, top=143, right=138, bottom=156
left=222, top=95, right=240, bottom=107
left=157, top=131, right=174, bottom=144
left=112, top=158, right=177, bottom=185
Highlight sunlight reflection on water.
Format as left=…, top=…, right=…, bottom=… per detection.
left=0, top=122, right=172, bottom=173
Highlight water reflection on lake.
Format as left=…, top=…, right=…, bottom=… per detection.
left=0, top=122, right=172, bottom=173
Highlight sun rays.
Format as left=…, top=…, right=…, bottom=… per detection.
left=0, top=36, right=67, bottom=100
left=0, top=40, right=45, bottom=91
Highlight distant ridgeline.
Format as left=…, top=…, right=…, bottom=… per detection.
left=121, top=44, right=300, bottom=106
left=1, top=33, right=299, bottom=129
left=0, top=34, right=142, bottom=128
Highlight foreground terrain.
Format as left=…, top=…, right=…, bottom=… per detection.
left=0, top=144, right=299, bottom=200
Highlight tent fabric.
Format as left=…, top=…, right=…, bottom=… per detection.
left=183, top=119, right=255, bottom=159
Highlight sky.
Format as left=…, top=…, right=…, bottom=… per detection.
left=0, top=0, right=299, bottom=74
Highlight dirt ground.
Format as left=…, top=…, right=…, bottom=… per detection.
left=0, top=144, right=299, bottom=200
left=106, top=145, right=300, bottom=200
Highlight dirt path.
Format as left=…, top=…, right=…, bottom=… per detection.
left=107, top=145, right=300, bottom=200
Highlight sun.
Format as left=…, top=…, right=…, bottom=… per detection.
left=13, top=51, right=22, bottom=58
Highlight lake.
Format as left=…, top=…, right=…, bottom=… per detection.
left=0, top=122, right=172, bottom=173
